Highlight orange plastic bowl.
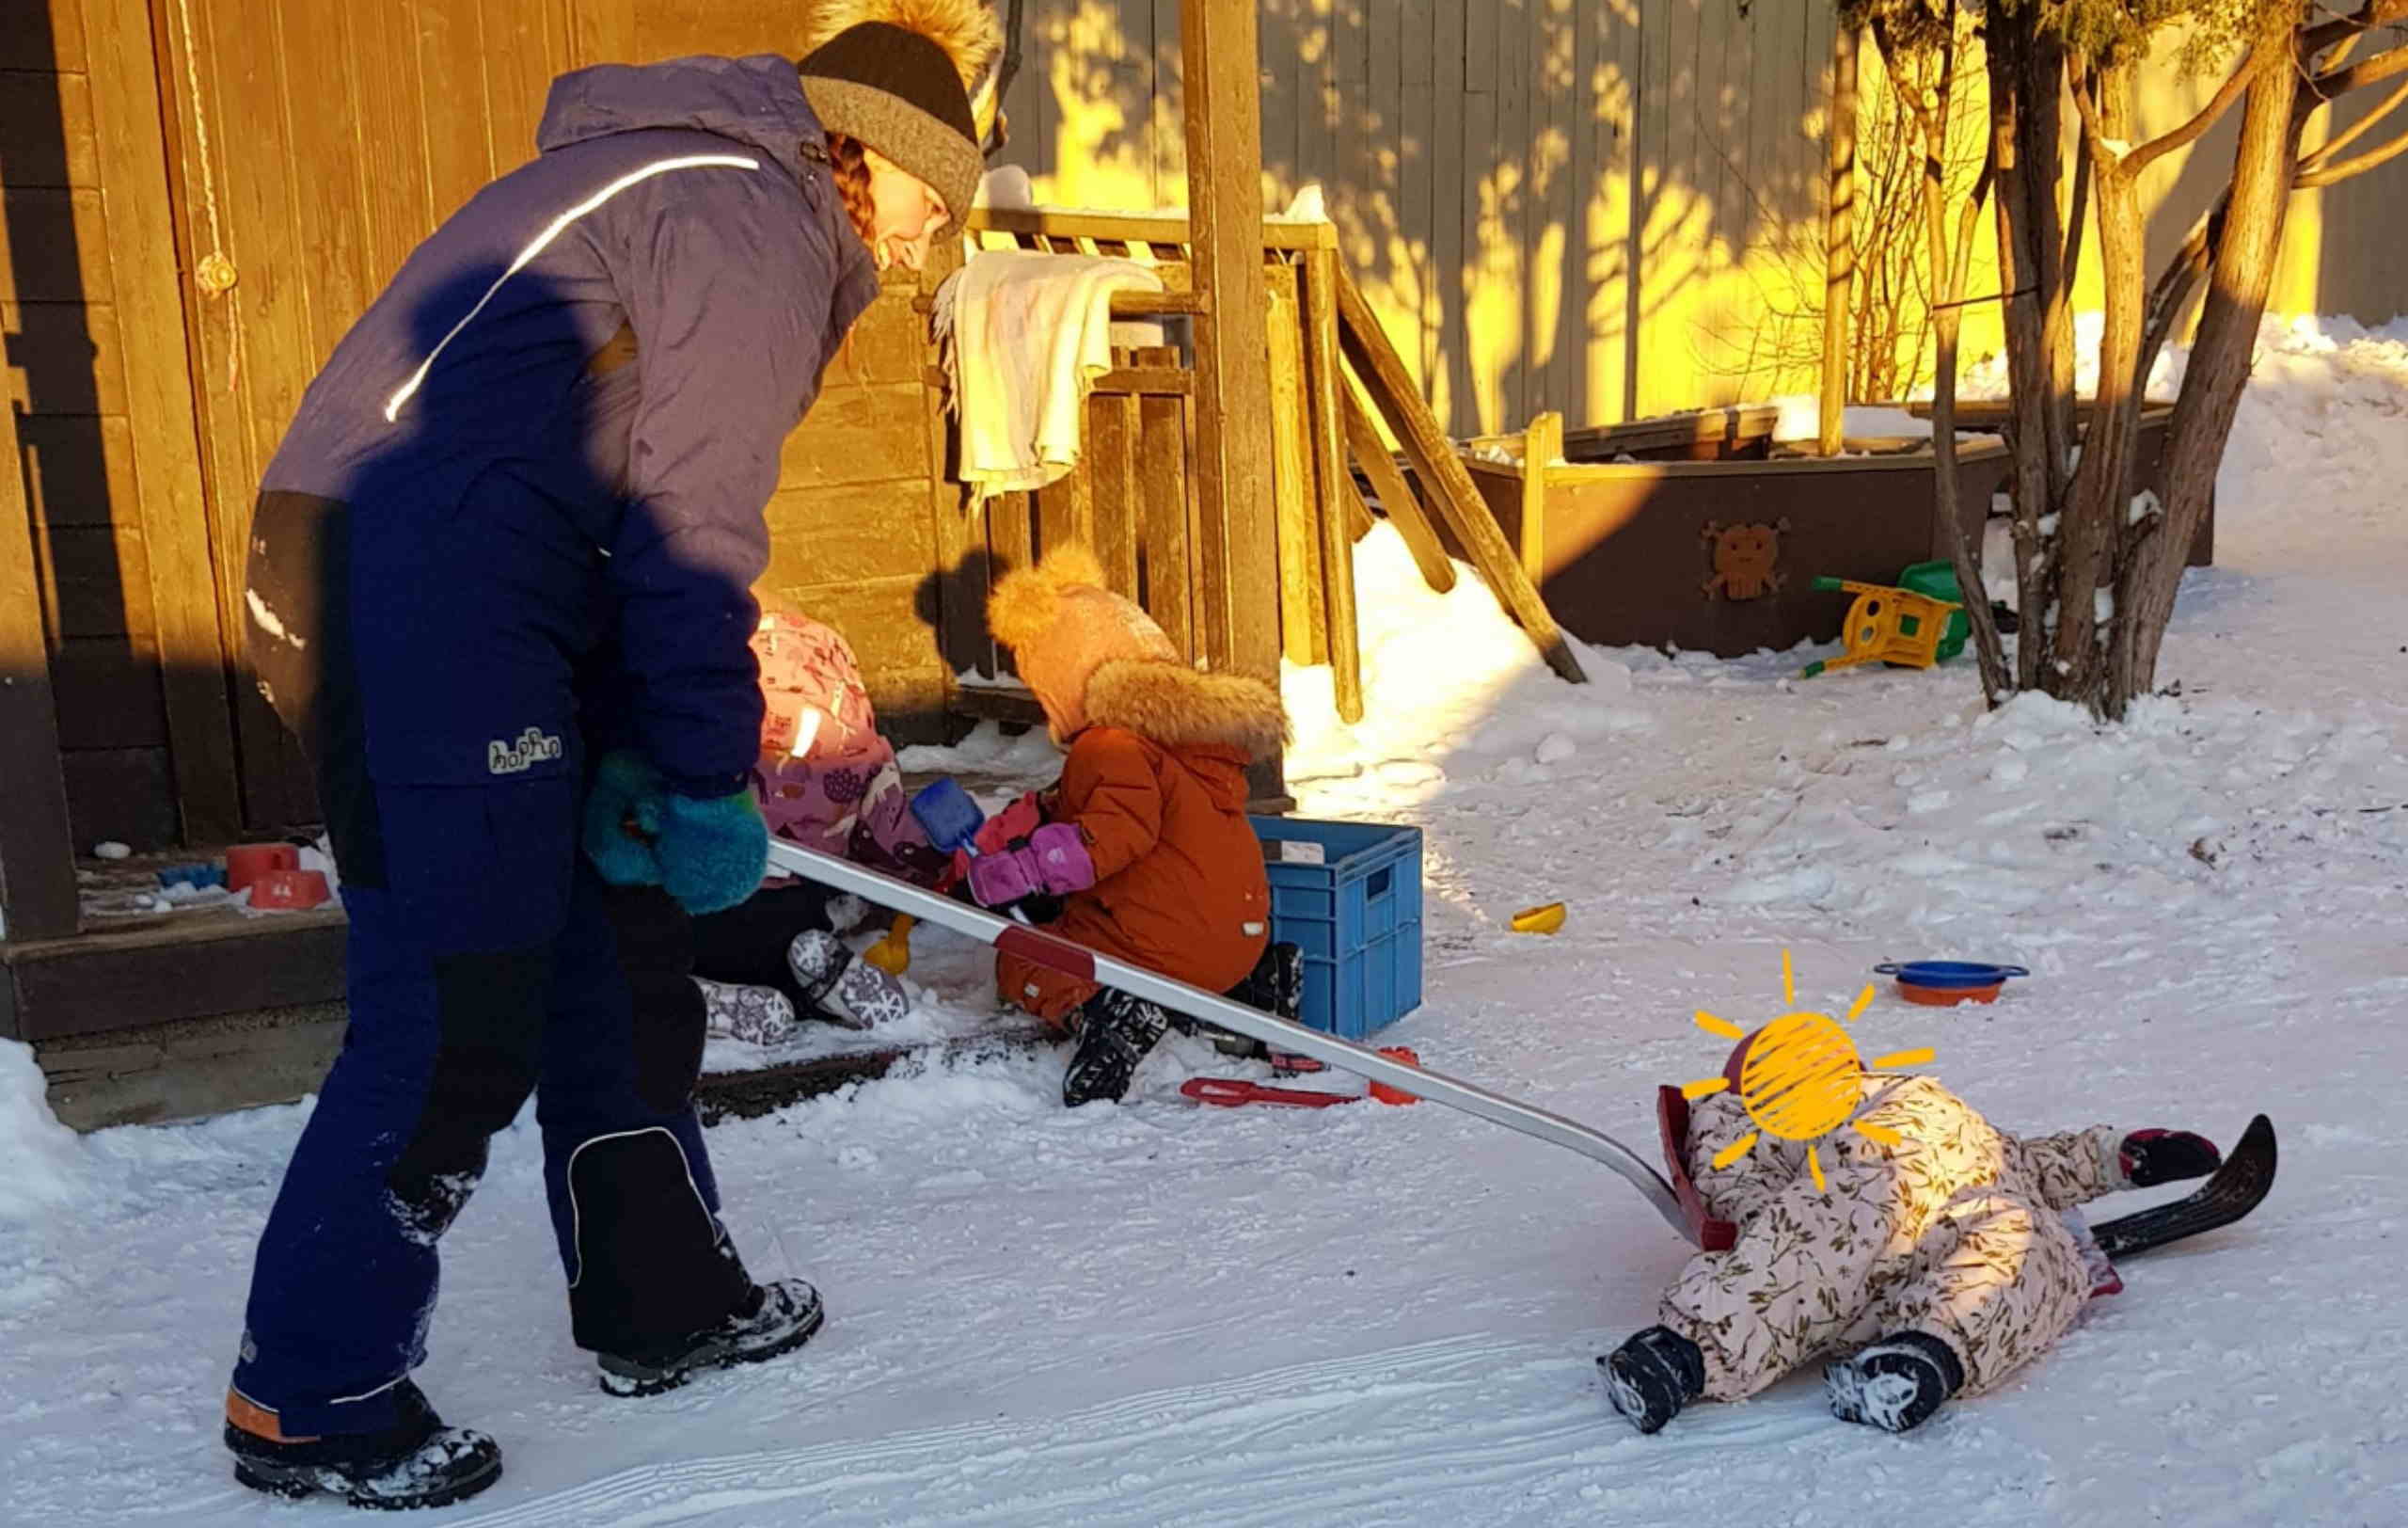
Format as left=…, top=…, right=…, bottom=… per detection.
left=1899, top=980, right=2000, bottom=1006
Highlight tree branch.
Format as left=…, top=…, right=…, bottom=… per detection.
left=2061, top=133, right=2093, bottom=294
left=2300, top=74, right=2408, bottom=171
left=2313, top=40, right=2408, bottom=99
left=2298, top=119, right=2408, bottom=184
left=2068, top=57, right=2125, bottom=179
left=2126, top=47, right=2264, bottom=177
left=2300, top=0, right=2408, bottom=75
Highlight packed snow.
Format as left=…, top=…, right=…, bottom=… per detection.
left=8, top=312, right=2408, bottom=1524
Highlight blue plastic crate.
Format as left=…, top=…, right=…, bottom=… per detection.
left=1250, top=817, right=1423, bottom=1040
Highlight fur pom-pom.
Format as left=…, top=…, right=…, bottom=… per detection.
left=799, top=0, right=1003, bottom=90
left=988, top=543, right=1107, bottom=651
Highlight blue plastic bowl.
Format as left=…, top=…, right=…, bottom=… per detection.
left=1874, top=961, right=2029, bottom=989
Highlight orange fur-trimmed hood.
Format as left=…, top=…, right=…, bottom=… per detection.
left=1083, top=660, right=1289, bottom=764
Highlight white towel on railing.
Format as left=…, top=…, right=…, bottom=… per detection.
left=932, top=249, right=1167, bottom=501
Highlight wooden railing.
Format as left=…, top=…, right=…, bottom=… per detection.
left=941, top=209, right=1363, bottom=724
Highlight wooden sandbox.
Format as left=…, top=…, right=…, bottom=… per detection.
left=1442, top=404, right=2211, bottom=660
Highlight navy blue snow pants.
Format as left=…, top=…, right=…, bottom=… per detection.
left=230, top=494, right=752, bottom=1439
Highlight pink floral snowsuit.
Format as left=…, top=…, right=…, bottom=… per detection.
left=748, top=612, right=944, bottom=888
left=1662, top=1075, right=2123, bottom=1402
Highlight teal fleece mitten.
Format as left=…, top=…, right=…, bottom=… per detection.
left=656, top=789, right=768, bottom=915
left=584, top=750, right=668, bottom=886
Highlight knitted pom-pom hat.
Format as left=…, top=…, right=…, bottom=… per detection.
left=797, top=0, right=990, bottom=236
left=989, top=545, right=1182, bottom=744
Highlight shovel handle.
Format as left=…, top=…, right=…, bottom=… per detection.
left=1180, top=1077, right=1357, bottom=1109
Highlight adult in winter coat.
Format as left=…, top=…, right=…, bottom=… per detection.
left=1602, top=1032, right=2220, bottom=1435
left=970, top=545, right=1291, bottom=1105
left=222, top=6, right=997, bottom=1509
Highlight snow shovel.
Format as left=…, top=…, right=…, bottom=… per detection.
left=762, top=837, right=1691, bottom=1238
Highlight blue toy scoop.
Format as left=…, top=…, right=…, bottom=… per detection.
left=1874, top=961, right=2030, bottom=988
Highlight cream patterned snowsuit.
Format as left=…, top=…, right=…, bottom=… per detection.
left=1661, top=1074, right=2122, bottom=1403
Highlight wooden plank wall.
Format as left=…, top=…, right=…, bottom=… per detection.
left=146, top=0, right=960, bottom=836
left=997, top=0, right=1836, bottom=437
left=2, top=0, right=182, bottom=850
left=159, top=0, right=578, bottom=833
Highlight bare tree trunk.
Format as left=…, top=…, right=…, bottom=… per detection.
left=1881, top=16, right=2009, bottom=698
left=2050, top=59, right=2148, bottom=715
left=1822, top=21, right=1860, bottom=455
left=1988, top=15, right=2073, bottom=692
left=2118, top=52, right=2306, bottom=703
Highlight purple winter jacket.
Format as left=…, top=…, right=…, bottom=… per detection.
left=260, top=55, right=879, bottom=798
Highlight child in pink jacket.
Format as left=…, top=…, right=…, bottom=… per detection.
left=689, top=610, right=947, bottom=1042
left=1604, top=1027, right=2220, bottom=1435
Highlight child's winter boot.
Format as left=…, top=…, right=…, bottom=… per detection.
left=696, top=977, right=798, bottom=1045
left=1824, top=1330, right=1964, bottom=1432
left=1600, top=1325, right=1706, bottom=1435
left=1193, top=942, right=1308, bottom=1059
left=787, top=930, right=911, bottom=1028
left=1062, top=988, right=1173, bottom=1106
left=224, top=1378, right=502, bottom=1509
left=1227, top=941, right=1305, bottom=1019
left=596, top=1277, right=826, bottom=1398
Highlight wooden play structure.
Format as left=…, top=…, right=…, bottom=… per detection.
left=0, top=0, right=1578, bottom=1124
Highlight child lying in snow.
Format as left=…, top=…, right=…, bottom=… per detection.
left=1603, top=1029, right=2220, bottom=1435
left=686, top=609, right=950, bottom=1043
left=970, top=544, right=1294, bottom=1106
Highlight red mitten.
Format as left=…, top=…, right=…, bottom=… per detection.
left=951, top=792, right=1048, bottom=883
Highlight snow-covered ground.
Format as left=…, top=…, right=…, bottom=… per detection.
left=8, top=314, right=2408, bottom=1525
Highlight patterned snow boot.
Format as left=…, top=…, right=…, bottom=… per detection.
left=1192, top=943, right=1311, bottom=1063
left=225, top=1378, right=502, bottom=1510
left=1600, top=1325, right=1706, bottom=1435
left=786, top=930, right=911, bottom=1029
left=1062, top=988, right=1174, bottom=1106
left=596, top=1277, right=826, bottom=1399
left=696, top=977, right=798, bottom=1045
left=1824, top=1330, right=1964, bottom=1433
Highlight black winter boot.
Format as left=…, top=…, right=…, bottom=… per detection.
left=225, top=1378, right=501, bottom=1510
left=1063, top=988, right=1173, bottom=1106
left=1190, top=943, right=1311, bottom=1061
left=1228, top=942, right=1305, bottom=1019
left=596, top=1277, right=826, bottom=1398
left=1824, top=1330, right=1965, bottom=1433
left=1599, top=1326, right=1706, bottom=1435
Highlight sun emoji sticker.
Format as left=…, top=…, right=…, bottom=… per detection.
left=1685, top=951, right=1937, bottom=1192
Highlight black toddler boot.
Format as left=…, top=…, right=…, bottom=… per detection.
left=1062, top=988, right=1174, bottom=1106
left=1824, top=1330, right=1965, bottom=1433
left=1599, top=1326, right=1706, bottom=1435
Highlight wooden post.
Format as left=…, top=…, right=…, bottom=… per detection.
left=1333, top=266, right=1586, bottom=684
left=1518, top=410, right=1562, bottom=582
left=1339, top=388, right=1456, bottom=595
left=1326, top=481, right=1370, bottom=725
left=83, top=0, right=242, bottom=845
left=1264, top=260, right=1325, bottom=666
left=1299, top=247, right=1362, bottom=723
left=1820, top=20, right=1860, bottom=457
left=1092, top=393, right=1144, bottom=597
left=0, top=398, right=83, bottom=947
left=1180, top=0, right=1283, bottom=803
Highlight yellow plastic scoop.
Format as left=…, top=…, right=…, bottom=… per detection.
left=863, top=914, right=915, bottom=975
left=1511, top=902, right=1566, bottom=935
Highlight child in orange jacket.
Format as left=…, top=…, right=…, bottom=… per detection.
left=972, top=545, right=1291, bottom=1105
